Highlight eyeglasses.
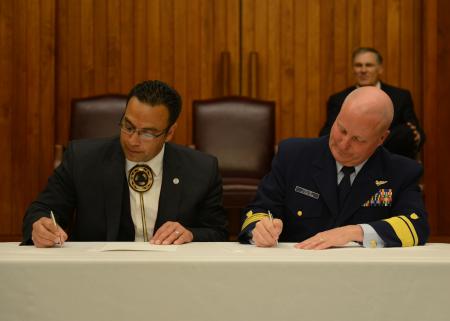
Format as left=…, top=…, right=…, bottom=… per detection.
left=119, top=118, right=168, bottom=140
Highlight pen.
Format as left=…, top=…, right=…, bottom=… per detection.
left=50, top=210, right=63, bottom=247
left=268, top=210, right=278, bottom=246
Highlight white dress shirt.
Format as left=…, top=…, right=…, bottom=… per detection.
left=126, top=145, right=165, bottom=242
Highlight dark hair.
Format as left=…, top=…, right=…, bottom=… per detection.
left=126, top=80, right=182, bottom=127
left=352, top=47, right=383, bottom=65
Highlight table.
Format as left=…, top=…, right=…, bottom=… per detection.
left=1, top=242, right=450, bottom=321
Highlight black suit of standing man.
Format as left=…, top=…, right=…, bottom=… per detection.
left=23, top=80, right=227, bottom=247
left=320, top=47, right=424, bottom=160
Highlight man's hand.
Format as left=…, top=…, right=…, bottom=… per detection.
left=31, top=217, right=68, bottom=248
left=406, top=122, right=421, bottom=145
left=150, top=221, right=193, bottom=245
left=295, top=225, right=363, bottom=250
left=252, top=217, right=283, bottom=247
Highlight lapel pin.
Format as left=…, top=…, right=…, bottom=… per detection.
left=375, top=180, right=388, bottom=186
left=173, top=178, right=180, bottom=185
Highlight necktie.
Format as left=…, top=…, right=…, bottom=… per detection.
left=338, top=166, right=355, bottom=210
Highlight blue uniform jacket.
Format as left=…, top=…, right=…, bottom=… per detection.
left=239, top=136, right=429, bottom=247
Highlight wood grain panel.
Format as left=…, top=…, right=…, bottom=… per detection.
left=333, top=0, right=348, bottom=92
left=267, top=0, right=281, bottom=137
left=133, top=0, right=147, bottom=83
left=252, top=0, right=267, bottom=99
left=12, top=0, right=34, bottom=237
left=293, top=1, right=307, bottom=137
left=423, top=0, right=438, bottom=235
left=306, top=0, right=320, bottom=136
left=319, top=0, right=334, bottom=131
left=199, top=1, right=213, bottom=99
left=107, top=0, right=121, bottom=93
left=226, top=0, right=241, bottom=96
left=55, top=0, right=239, bottom=147
left=55, top=0, right=69, bottom=142
left=360, top=0, right=373, bottom=45
left=0, top=0, right=14, bottom=235
left=120, top=0, right=134, bottom=92
left=242, top=0, right=423, bottom=141
left=186, top=0, right=201, bottom=119
left=0, top=0, right=55, bottom=240
left=373, top=0, right=387, bottom=65
left=38, top=0, right=56, bottom=186
left=346, top=0, right=360, bottom=76
left=412, top=0, right=422, bottom=116
left=160, top=0, right=175, bottom=85
left=174, top=0, right=188, bottom=141
left=80, top=0, right=94, bottom=97
left=280, top=0, right=295, bottom=138
left=386, top=0, right=401, bottom=84
left=400, top=0, right=414, bottom=93
left=241, top=0, right=255, bottom=98
left=435, top=0, right=450, bottom=235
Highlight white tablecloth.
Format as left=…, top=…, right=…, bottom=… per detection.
left=1, top=242, right=450, bottom=321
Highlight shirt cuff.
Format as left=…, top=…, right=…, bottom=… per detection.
left=359, top=224, right=385, bottom=248
left=247, top=229, right=255, bottom=245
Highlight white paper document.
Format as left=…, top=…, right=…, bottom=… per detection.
left=95, top=243, right=178, bottom=252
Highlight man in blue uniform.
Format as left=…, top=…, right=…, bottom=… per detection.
left=239, top=86, right=429, bottom=248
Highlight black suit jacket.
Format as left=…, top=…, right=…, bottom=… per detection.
left=22, top=137, right=228, bottom=244
left=319, top=83, right=425, bottom=159
left=239, top=137, right=429, bottom=247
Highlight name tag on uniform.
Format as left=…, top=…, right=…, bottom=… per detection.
left=295, top=186, right=320, bottom=199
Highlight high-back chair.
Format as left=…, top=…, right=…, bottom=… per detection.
left=192, top=96, right=275, bottom=240
left=54, top=94, right=128, bottom=167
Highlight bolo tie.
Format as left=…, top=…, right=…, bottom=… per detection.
left=128, top=164, right=154, bottom=242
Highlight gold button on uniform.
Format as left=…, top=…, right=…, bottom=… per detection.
left=297, top=210, right=303, bottom=217
left=410, top=213, right=419, bottom=220
left=370, top=240, right=377, bottom=248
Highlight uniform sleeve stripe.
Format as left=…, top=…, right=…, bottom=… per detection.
left=241, top=213, right=269, bottom=231
left=383, top=215, right=418, bottom=247
left=398, top=215, right=418, bottom=246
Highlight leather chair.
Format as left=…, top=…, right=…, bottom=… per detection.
left=54, top=94, right=128, bottom=167
left=192, top=96, right=275, bottom=240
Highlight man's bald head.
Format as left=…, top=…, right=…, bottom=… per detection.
left=342, top=86, right=394, bottom=133
left=329, top=87, right=394, bottom=166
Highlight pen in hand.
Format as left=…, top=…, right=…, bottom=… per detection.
left=268, top=210, right=278, bottom=247
left=50, top=210, right=63, bottom=247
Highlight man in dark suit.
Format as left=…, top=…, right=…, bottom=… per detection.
left=239, top=86, right=429, bottom=248
left=320, top=47, right=424, bottom=159
left=23, top=80, right=227, bottom=247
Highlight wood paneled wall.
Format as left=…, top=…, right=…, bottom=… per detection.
left=241, top=0, right=423, bottom=141
left=0, top=0, right=55, bottom=241
left=56, top=0, right=240, bottom=146
left=0, top=0, right=449, bottom=241
left=423, top=0, right=450, bottom=241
